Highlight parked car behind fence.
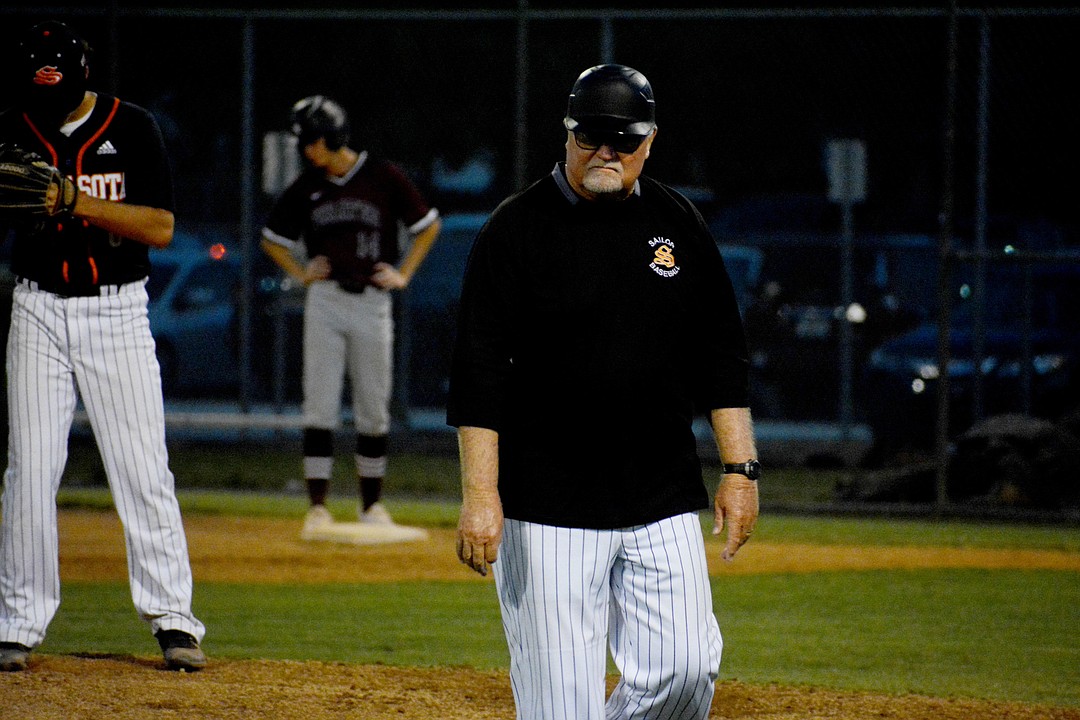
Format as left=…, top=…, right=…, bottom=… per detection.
left=148, top=216, right=492, bottom=409
left=863, top=255, right=1080, bottom=465
left=710, top=193, right=937, bottom=422
left=400, top=211, right=489, bottom=409
left=148, top=234, right=242, bottom=394
left=148, top=229, right=296, bottom=398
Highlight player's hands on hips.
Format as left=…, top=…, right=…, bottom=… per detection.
left=456, top=489, right=503, bottom=577
left=371, top=262, right=408, bottom=290
left=303, top=255, right=331, bottom=284
left=713, top=475, right=759, bottom=561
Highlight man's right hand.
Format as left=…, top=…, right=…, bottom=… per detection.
left=456, top=426, right=503, bottom=577
left=456, top=489, right=503, bottom=577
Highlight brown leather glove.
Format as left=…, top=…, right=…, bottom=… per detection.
left=0, top=143, right=77, bottom=219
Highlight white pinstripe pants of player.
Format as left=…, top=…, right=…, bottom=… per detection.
left=495, top=512, right=724, bottom=720
left=0, top=281, right=205, bottom=648
left=302, top=281, right=393, bottom=435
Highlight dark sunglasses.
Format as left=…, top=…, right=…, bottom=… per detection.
left=572, top=130, right=647, bottom=154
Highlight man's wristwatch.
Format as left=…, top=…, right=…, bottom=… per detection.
left=722, top=459, right=762, bottom=481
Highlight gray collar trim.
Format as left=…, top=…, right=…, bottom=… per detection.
left=333, top=150, right=368, bottom=186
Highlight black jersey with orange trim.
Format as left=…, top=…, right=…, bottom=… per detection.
left=0, top=93, right=173, bottom=291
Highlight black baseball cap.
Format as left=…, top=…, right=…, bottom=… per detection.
left=18, top=21, right=91, bottom=120
left=563, top=63, right=656, bottom=136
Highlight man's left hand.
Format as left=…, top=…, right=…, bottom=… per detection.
left=713, top=475, right=759, bottom=561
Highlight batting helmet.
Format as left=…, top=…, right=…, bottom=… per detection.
left=563, top=64, right=656, bottom=136
left=17, top=20, right=91, bottom=122
left=290, top=95, right=350, bottom=151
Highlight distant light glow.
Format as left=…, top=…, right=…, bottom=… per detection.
left=845, top=302, right=867, bottom=323
left=209, top=243, right=227, bottom=261
left=911, top=378, right=926, bottom=394
left=959, top=283, right=972, bottom=299
left=1003, top=244, right=1016, bottom=254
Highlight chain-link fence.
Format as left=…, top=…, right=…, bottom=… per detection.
left=1, top=6, right=1077, bottom=489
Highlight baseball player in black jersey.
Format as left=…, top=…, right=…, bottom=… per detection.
left=261, top=96, right=441, bottom=536
left=0, top=21, right=206, bottom=672
left=449, top=64, right=760, bottom=719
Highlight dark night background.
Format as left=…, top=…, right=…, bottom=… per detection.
left=1, top=4, right=1075, bottom=241
left=0, top=4, right=1077, bottom=458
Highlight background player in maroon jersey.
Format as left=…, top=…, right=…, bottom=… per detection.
left=260, top=95, right=441, bottom=536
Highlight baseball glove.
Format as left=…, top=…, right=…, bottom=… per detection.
left=0, top=143, right=78, bottom=219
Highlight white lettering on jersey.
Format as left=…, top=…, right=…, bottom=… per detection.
left=355, top=229, right=379, bottom=260
left=76, top=173, right=126, bottom=201
left=311, top=198, right=383, bottom=260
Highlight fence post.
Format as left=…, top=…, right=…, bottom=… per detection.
left=935, top=0, right=961, bottom=510
left=825, top=138, right=867, bottom=443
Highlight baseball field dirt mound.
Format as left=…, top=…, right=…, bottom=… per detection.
left=3, top=654, right=1077, bottom=720
left=4, top=509, right=1075, bottom=719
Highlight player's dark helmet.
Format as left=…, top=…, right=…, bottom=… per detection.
left=563, top=64, right=656, bottom=136
left=290, top=95, right=350, bottom=150
left=17, top=21, right=92, bottom=122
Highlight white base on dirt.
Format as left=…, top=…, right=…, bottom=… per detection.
left=300, top=521, right=428, bottom=545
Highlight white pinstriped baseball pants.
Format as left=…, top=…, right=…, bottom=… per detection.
left=495, top=513, right=723, bottom=720
left=0, top=281, right=204, bottom=648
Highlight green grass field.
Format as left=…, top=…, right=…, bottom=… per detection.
left=39, top=442, right=1080, bottom=709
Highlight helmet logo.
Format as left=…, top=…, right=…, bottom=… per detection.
left=649, top=237, right=679, bottom=278
left=33, top=66, right=63, bottom=86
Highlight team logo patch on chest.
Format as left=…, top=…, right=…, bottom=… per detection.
left=648, top=237, right=680, bottom=278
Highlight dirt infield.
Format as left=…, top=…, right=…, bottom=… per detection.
left=7, top=655, right=1078, bottom=720
left=2, top=509, right=1078, bottom=719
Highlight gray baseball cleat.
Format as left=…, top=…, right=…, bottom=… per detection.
left=155, top=630, right=207, bottom=671
left=0, top=642, right=31, bottom=671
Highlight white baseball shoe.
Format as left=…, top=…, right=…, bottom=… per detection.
left=359, top=501, right=394, bottom=525
left=301, top=504, right=334, bottom=539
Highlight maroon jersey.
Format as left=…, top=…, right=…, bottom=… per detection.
left=0, top=94, right=173, bottom=292
left=261, top=151, right=435, bottom=292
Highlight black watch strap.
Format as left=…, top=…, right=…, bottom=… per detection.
left=722, top=459, right=762, bottom=481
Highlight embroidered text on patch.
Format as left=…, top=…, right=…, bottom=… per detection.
left=649, top=237, right=680, bottom=277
